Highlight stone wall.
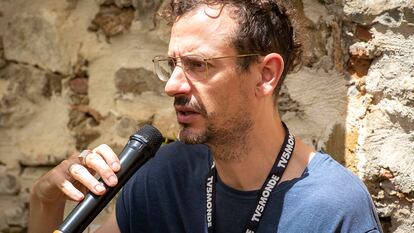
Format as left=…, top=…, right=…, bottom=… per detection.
left=0, top=0, right=412, bottom=232
left=343, top=1, right=414, bottom=232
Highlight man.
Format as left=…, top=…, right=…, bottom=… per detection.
left=29, top=1, right=382, bottom=232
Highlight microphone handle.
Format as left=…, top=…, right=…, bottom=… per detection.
left=56, top=135, right=155, bottom=233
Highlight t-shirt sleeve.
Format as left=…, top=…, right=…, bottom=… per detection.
left=301, top=153, right=383, bottom=233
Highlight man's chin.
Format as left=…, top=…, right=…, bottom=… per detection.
left=177, top=126, right=208, bottom=144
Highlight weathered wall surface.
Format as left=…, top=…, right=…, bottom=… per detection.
left=0, top=0, right=412, bottom=232
left=342, top=1, right=414, bottom=232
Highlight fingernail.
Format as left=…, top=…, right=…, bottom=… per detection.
left=76, top=193, right=84, bottom=201
left=95, top=183, right=106, bottom=192
left=111, top=162, right=120, bottom=171
left=108, top=175, right=118, bottom=185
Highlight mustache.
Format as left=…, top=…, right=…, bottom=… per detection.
left=174, top=96, right=207, bottom=115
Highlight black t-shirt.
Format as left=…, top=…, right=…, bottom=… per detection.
left=116, top=142, right=381, bottom=233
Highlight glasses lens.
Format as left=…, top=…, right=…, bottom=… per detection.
left=153, top=55, right=209, bottom=81
left=181, top=55, right=207, bottom=74
left=154, top=57, right=175, bottom=81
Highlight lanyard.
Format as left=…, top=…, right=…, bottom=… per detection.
left=206, top=122, right=295, bottom=233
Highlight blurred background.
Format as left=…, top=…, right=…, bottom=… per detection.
left=0, top=0, right=413, bottom=232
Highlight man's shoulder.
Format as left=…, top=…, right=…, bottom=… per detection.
left=307, top=152, right=369, bottom=194
left=280, top=153, right=381, bottom=231
left=297, top=153, right=378, bottom=216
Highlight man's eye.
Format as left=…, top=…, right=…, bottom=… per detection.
left=184, top=58, right=206, bottom=71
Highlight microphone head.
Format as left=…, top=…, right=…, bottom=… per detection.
left=134, top=124, right=164, bottom=150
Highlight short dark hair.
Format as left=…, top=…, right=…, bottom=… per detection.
left=162, top=0, right=302, bottom=100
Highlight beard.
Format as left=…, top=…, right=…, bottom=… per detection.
left=175, top=96, right=254, bottom=161
left=174, top=96, right=208, bottom=144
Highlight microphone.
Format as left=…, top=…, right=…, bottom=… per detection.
left=54, top=124, right=163, bottom=233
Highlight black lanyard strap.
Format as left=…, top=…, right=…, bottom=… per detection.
left=206, top=122, right=295, bottom=233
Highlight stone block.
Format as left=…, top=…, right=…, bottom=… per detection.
left=355, top=25, right=373, bottom=41
left=86, top=10, right=169, bottom=116
left=16, top=97, right=76, bottom=166
left=291, top=0, right=331, bottom=68
left=96, top=0, right=114, bottom=6
left=3, top=191, right=29, bottom=230
left=132, top=0, right=163, bottom=21
left=0, top=195, right=20, bottom=232
left=0, top=166, right=19, bottom=195
left=277, top=84, right=303, bottom=117
left=4, top=205, right=27, bottom=230
left=20, top=167, right=51, bottom=192
left=0, top=64, right=48, bottom=104
left=0, top=37, right=6, bottom=69
left=283, top=68, right=347, bottom=152
left=0, top=64, right=48, bottom=128
left=361, top=109, right=414, bottom=194
left=3, top=14, right=70, bottom=73
left=89, top=4, right=135, bottom=38
left=69, top=78, right=89, bottom=95
left=114, top=92, right=177, bottom=137
left=70, top=94, right=89, bottom=106
left=153, top=107, right=179, bottom=140
left=43, top=72, right=64, bottom=98
left=0, top=130, right=20, bottom=169
left=114, top=0, right=133, bottom=8
left=115, top=116, right=139, bottom=138
left=302, top=0, right=329, bottom=24
left=0, top=79, right=8, bottom=100
left=87, top=114, right=130, bottom=154
left=72, top=123, right=101, bottom=150
left=0, top=59, right=5, bottom=70
left=344, top=0, right=414, bottom=24
left=114, top=67, right=164, bottom=95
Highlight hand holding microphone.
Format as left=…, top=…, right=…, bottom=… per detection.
left=29, top=125, right=163, bottom=233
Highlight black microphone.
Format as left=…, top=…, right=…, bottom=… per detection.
left=55, top=124, right=163, bottom=233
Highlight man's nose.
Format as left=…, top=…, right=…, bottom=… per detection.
left=164, top=66, right=191, bottom=97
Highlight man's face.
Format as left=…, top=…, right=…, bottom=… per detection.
left=165, top=5, right=256, bottom=150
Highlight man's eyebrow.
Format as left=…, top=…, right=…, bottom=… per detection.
left=167, top=51, right=212, bottom=58
left=168, top=44, right=205, bottom=57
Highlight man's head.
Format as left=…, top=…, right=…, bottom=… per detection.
left=156, top=1, right=300, bottom=158
left=164, top=0, right=301, bottom=98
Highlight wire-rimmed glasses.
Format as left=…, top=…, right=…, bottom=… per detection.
left=152, top=54, right=260, bottom=82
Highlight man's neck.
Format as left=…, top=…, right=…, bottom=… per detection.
left=209, top=119, right=315, bottom=191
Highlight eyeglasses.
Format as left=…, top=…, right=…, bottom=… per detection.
left=152, top=54, right=259, bottom=82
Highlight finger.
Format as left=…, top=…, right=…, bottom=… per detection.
left=92, top=144, right=120, bottom=172
left=69, top=163, right=107, bottom=195
left=68, top=152, right=96, bottom=177
left=84, top=152, right=118, bottom=187
left=59, top=179, right=85, bottom=202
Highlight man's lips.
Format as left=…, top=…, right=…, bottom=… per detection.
left=175, top=106, right=202, bottom=124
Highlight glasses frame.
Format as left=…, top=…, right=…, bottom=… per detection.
left=152, top=53, right=260, bottom=82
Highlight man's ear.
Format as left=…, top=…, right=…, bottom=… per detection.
left=256, top=53, right=284, bottom=97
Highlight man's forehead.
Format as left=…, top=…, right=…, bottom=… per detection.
left=175, top=4, right=235, bottom=23
left=168, top=4, right=238, bottom=56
